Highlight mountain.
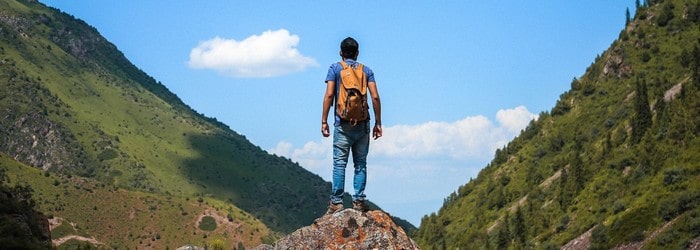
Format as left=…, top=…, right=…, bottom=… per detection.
left=0, top=0, right=414, bottom=248
left=416, top=0, right=700, bottom=249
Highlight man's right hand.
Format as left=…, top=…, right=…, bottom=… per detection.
left=321, top=123, right=330, bottom=137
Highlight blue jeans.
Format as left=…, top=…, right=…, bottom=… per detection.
left=330, top=121, right=369, bottom=204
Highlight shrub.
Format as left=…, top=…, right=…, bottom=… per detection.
left=198, top=216, right=217, bottom=231
left=207, top=239, right=225, bottom=250
left=662, top=167, right=684, bottom=186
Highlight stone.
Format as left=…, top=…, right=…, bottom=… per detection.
left=257, top=209, right=420, bottom=250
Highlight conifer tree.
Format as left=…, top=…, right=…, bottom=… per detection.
left=496, top=213, right=510, bottom=249
left=558, top=167, right=570, bottom=209
left=510, top=208, right=526, bottom=245
left=632, top=78, right=652, bottom=143
left=693, top=43, right=700, bottom=87
left=626, top=8, right=631, bottom=25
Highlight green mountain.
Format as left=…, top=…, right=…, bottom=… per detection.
left=0, top=0, right=414, bottom=248
left=417, top=0, right=700, bottom=249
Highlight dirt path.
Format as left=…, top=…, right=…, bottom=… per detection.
left=49, top=216, right=105, bottom=247
left=52, top=235, right=104, bottom=247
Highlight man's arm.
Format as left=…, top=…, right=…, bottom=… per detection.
left=367, top=81, right=382, bottom=140
left=321, top=81, right=335, bottom=137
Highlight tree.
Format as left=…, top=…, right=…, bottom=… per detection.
left=510, top=208, right=526, bottom=245
left=626, top=8, right=631, bottom=26
left=656, top=2, right=674, bottom=27
left=632, top=78, right=652, bottom=143
left=0, top=169, right=51, bottom=248
left=692, top=43, right=700, bottom=87
left=590, top=225, right=609, bottom=250
left=496, top=213, right=510, bottom=249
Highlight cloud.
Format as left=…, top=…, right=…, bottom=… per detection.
left=269, top=106, right=538, bottom=225
left=188, top=29, right=318, bottom=78
left=370, top=105, right=538, bottom=160
left=496, top=105, right=539, bottom=134
left=371, top=116, right=501, bottom=160
left=269, top=139, right=331, bottom=175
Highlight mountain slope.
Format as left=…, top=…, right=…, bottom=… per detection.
left=417, top=0, right=700, bottom=249
left=1, top=153, right=273, bottom=249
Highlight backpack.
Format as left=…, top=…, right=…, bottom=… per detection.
left=336, top=61, right=369, bottom=125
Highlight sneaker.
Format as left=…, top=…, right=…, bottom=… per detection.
left=326, top=202, right=343, bottom=215
left=352, top=200, right=369, bottom=212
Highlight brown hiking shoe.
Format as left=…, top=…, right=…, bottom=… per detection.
left=352, top=200, right=369, bottom=212
left=326, top=202, right=343, bottom=215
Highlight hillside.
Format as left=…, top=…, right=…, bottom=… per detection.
left=0, top=0, right=413, bottom=248
left=417, top=0, right=700, bottom=249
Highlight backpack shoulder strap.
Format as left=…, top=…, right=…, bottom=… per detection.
left=339, top=61, right=364, bottom=70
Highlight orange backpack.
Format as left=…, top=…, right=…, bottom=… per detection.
left=336, top=61, right=369, bottom=125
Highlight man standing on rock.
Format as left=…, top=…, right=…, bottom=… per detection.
left=321, top=37, right=382, bottom=214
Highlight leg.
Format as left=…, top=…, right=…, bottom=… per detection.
left=330, top=125, right=351, bottom=204
left=351, top=124, right=370, bottom=202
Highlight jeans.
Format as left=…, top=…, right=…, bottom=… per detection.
left=330, top=121, right=369, bottom=204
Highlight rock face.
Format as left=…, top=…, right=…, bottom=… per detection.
left=256, top=209, right=420, bottom=250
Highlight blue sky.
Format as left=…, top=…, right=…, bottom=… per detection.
left=42, top=1, right=635, bottom=226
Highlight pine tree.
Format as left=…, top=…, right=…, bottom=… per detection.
left=693, top=43, right=700, bottom=88
left=626, top=8, right=631, bottom=25
left=496, top=213, right=511, bottom=249
left=558, top=167, right=570, bottom=209
left=510, top=208, right=526, bottom=245
left=632, top=78, right=652, bottom=143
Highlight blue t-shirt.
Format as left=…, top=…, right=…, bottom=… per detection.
left=325, top=59, right=375, bottom=125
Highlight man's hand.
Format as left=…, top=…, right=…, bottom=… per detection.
left=372, top=124, right=382, bottom=140
left=322, top=123, right=330, bottom=137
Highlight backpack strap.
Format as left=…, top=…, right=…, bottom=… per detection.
left=339, top=61, right=363, bottom=70
left=338, top=61, right=366, bottom=93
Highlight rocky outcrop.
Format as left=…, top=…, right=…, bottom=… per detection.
left=602, top=46, right=632, bottom=79
left=255, top=209, right=419, bottom=250
left=0, top=112, right=80, bottom=171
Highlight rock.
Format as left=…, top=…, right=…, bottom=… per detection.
left=258, top=209, right=420, bottom=250
left=176, top=245, right=205, bottom=250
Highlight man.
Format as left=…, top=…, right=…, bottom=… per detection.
left=321, top=37, right=382, bottom=214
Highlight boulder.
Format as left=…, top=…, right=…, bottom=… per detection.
left=256, top=209, right=419, bottom=250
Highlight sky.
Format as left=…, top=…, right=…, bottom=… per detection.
left=41, top=0, right=635, bottom=226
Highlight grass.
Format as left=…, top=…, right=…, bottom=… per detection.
left=1, top=154, right=272, bottom=249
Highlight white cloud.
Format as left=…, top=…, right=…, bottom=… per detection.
left=269, top=139, right=331, bottom=175
left=367, top=106, right=537, bottom=161
left=496, top=105, right=539, bottom=134
left=269, top=106, right=538, bottom=225
left=188, top=29, right=318, bottom=78
left=371, top=116, right=502, bottom=160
